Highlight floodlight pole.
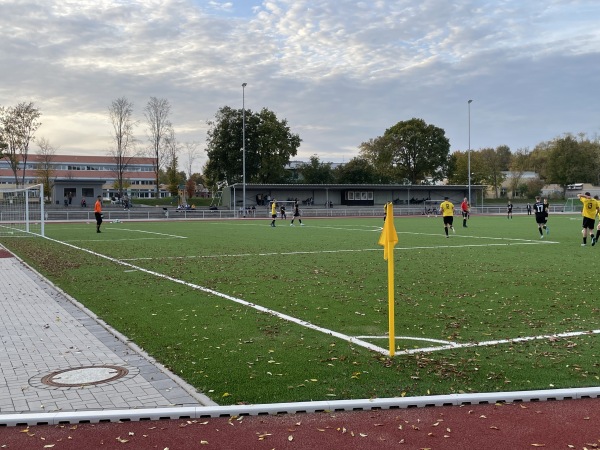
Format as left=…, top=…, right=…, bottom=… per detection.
left=468, top=99, right=473, bottom=206
left=242, top=82, right=247, bottom=218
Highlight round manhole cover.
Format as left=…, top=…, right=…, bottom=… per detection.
left=41, top=365, right=129, bottom=387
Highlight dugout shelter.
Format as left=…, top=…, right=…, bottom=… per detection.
left=224, top=183, right=485, bottom=211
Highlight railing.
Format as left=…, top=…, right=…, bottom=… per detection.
left=42, top=205, right=572, bottom=222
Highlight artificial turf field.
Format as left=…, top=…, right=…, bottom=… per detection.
left=1, top=212, right=599, bottom=405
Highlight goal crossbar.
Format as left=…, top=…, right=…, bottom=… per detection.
left=0, top=184, right=45, bottom=237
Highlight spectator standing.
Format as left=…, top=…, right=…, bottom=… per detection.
left=507, top=201, right=513, bottom=219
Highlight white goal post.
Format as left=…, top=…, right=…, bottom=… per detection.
left=0, top=184, right=45, bottom=237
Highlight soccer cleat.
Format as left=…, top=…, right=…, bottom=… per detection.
left=582, top=243, right=586, bottom=247
left=451, top=227, right=455, bottom=233
left=592, top=237, right=596, bottom=246
left=300, top=223, right=304, bottom=226
left=446, top=235, right=449, bottom=238
left=540, top=234, right=544, bottom=239
left=290, top=223, right=294, bottom=226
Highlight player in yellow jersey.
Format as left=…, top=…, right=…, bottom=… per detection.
left=577, top=192, right=597, bottom=246
left=270, top=199, right=277, bottom=227
left=439, top=196, right=455, bottom=238
left=593, top=195, right=600, bottom=247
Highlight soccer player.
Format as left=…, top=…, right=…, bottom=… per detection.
left=280, top=205, right=286, bottom=220
left=543, top=198, right=550, bottom=234
left=460, top=197, right=469, bottom=227
left=593, top=196, right=600, bottom=247
left=439, top=197, right=455, bottom=238
left=533, top=196, right=546, bottom=238
left=94, top=195, right=103, bottom=233
left=507, top=201, right=513, bottom=219
left=577, top=192, right=597, bottom=246
left=290, top=201, right=303, bottom=226
left=270, top=199, right=277, bottom=227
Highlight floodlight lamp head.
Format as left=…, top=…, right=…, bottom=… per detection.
left=242, top=83, right=247, bottom=87
left=468, top=99, right=473, bottom=104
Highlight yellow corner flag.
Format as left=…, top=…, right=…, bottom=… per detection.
left=378, top=202, right=398, bottom=357
left=378, top=203, right=398, bottom=260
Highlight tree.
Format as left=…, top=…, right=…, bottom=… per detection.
left=446, top=150, right=486, bottom=187
left=545, top=134, right=598, bottom=196
left=333, top=157, right=379, bottom=184
left=108, top=97, right=137, bottom=197
left=479, top=146, right=508, bottom=198
left=360, top=118, right=450, bottom=184
left=164, top=129, right=181, bottom=196
left=35, top=137, right=57, bottom=201
left=144, top=97, right=173, bottom=198
left=204, top=106, right=301, bottom=186
left=299, top=155, right=335, bottom=184
left=182, top=141, right=201, bottom=179
left=185, top=178, right=196, bottom=199
left=507, top=147, right=530, bottom=198
left=358, top=136, right=396, bottom=183
left=0, top=102, right=42, bottom=186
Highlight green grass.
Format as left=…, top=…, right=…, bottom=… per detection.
left=1, top=213, right=599, bottom=405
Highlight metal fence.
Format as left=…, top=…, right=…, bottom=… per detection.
left=43, top=204, right=573, bottom=222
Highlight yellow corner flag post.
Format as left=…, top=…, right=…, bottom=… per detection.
left=378, top=202, right=398, bottom=357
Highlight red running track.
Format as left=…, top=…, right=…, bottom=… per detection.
left=0, top=398, right=598, bottom=449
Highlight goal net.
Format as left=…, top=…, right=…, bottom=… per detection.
left=564, top=198, right=582, bottom=213
left=0, top=184, right=45, bottom=237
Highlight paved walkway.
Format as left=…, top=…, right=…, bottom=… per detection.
left=0, top=247, right=213, bottom=417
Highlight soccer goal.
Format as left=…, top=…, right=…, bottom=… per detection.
left=0, top=184, right=45, bottom=237
left=564, top=198, right=582, bottom=213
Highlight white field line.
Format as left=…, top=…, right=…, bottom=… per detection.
left=121, top=240, right=556, bottom=261
left=42, top=235, right=389, bottom=356
left=358, top=329, right=600, bottom=356
left=41, top=230, right=564, bottom=358
left=108, top=227, right=188, bottom=239
left=63, top=227, right=188, bottom=242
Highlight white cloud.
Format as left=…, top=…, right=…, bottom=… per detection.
left=1, top=0, right=599, bottom=170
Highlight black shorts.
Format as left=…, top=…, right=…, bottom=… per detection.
left=583, top=217, right=595, bottom=229
left=271, top=214, right=277, bottom=219
left=443, top=216, right=453, bottom=225
left=95, top=212, right=103, bottom=225
left=535, top=214, right=545, bottom=225
left=462, top=211, right=469, bottom=218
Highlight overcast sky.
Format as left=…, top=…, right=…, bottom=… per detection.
left=2, top=0, right=599, bottom=174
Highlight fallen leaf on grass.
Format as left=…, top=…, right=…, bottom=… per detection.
left=116, top=436, right=129, bottom=443
left=43, top=446, right=55, bottom=449
left=288, top=435, right=294, bottom=441
left=531, top=444, right=545, bottom=447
